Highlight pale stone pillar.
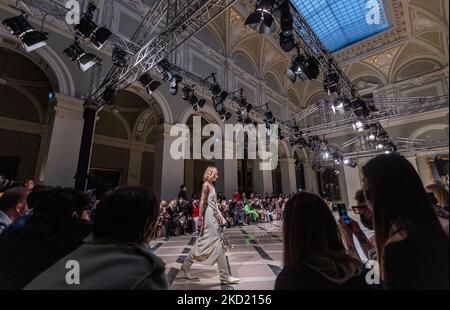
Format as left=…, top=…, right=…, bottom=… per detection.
left=344, top=166, right=362, bottom=206
left=253, top=160, right=273, bottom=195
left=303, top=164, right=318, bottom=194
left=416, top=156, right=434, bottom=187
left=42, top=94, right=84, bottom=187
left=221, top=142, right=238, bottom=198
left=153, top=123, right=185, bottom=200
left=280, top=158, right=297, bottom=195
left=127, top=146, right=143, bottom=186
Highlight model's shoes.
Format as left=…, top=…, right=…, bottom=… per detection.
left=181, top=264, right=193, bottom=280
left=221, top=276, right=240, bottom=285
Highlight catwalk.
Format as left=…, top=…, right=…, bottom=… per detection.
left=151, top=221, right=284, bottom=290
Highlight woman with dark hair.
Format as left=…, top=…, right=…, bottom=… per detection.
left=0, top=187, right=92, bottom=289
left=361, top=154, right=449, bottom=290
left=275, top=192, right=369, bottom=290
left=25, top=186, right=169, bottom=290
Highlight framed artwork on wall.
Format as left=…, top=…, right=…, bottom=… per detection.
left=427, top=156, right=449, bottom=188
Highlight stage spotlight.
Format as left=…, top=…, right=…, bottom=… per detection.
left=368, top=133, right=376, bottom=141
left=2, top=15, right=48, bottom=52
left=112, top=47, right=127, bottom=67
left=156, top=58, right=172, bottom=73
left=169, top=74, right=183, bottom=96
left=209, top=82, right=222, bottom=96
left=102, top=86, right=116, bottom=104
left=286, top=54, right=320, bottom=83
left=213, top=91, right=228, bottom=112
left=219, top=111, right=232, bottom=123
left=279, top=33, right=295, bottom=53
left=322, top=148, right=331, bottom=160
left=182, top=86, right=193, bottom=101
left=323, top=68, right=339, bottom=94
left=351, top=97, right=370, bottom=117
left=138, top=73, right=161, bottom=95
left=74, top=16, right=112, bottom=50
left=334, top=169, right=340, bottom=176
left=332, top=97, right=349, bottom=114
left=377, top=143, right=385, bottom=150
left=245, top=0, right=275, bottom=34
left=352, top=120, right=364, bottom=132
left=63, top=41, right=101, bottom=72
left=343, top=158, right=350, bottom=165
left=193, top=99, right=206, bottom=112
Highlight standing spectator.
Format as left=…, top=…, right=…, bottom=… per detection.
left=192, top=199, right=200, bottom=235
left=178, top=184, right=187, bottom=200
left=275, top=192, right=368, bottom=290
left=26, top=186, right=169, bottom=290
left=362, top=154, right=449, bottom=290
left=0, top=188, right=92, bottom=289
left=0, top=187, right=30, bottom=234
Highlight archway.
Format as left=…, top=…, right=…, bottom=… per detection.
left=0, top=46, right=54, bottom=183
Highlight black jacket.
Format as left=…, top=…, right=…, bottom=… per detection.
left=0, top=218, right=91, bottom=289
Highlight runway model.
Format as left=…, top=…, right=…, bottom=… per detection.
left=181, top=166, right=240, bottom=285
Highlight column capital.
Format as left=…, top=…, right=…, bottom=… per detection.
left=54, top=93, right=84, bottom=119
left=279, top=157, right=296, bottom=165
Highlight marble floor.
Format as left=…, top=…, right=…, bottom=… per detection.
left=150, top=221, right=284, bottom=290
left=150, top=211, right=371, bottom=290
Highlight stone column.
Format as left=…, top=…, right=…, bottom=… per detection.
left=344, top=166, right=362, bottom=206
left=153, top=123, right=185, bottom=200
left=42, top=94, right=84, bottom=187
left=127, top=145, right=144, bottom=186
left=253, top=160, right=273, bottom=195
left=416, top=156, right=434, bottom=187
left=280, top=158, right=297, bottom=195
left=221, top=142, right=238, bottom=198
left=303, top=164, right=318, bottom=194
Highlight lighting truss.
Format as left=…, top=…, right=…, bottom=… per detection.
left=86, top=0, right=237, bottom=106
left=8, top=0, right=141, bottom=53
left=297, top=96, right=449, bottom=137
left=288, top=3, right=359, bottom=99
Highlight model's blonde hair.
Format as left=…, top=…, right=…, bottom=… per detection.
left=203, top=166, right=218, bottom=182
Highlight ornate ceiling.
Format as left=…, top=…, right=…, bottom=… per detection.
left=196, top=0, right=448, bottom=108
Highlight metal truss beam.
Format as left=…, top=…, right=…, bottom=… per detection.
left=300, top=96, right=449, bottom=137
left=87, top=0, right=237, bottom=105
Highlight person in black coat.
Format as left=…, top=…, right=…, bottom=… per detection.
left=0, top=188, right=92, bottom=290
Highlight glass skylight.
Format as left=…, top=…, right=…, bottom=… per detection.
left=291, top=0, right=391, bottom=52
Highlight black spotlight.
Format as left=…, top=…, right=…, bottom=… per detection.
left=351, top=98, right=370, bottom=117
left=63, top=41, right=101, bottom=72
left=182, top=86, right=193, bottom=101
left=279, top=1, right=294, bottom=52
left=138, top=73, right=161, bottom=94
left=279, top=33, right=295, bottom=53
left=156, top=58, right=172, bottom=73
left=219, top=111, right=232, bottom=123
left=323, top=68, right=339, bottom=94
left=213, top=91, right=228, bottom=112
left=332, top=97, right=350, bottom=113
left=193, top=99, right=206, bottom=112
left=245, top=0, right=275, bottom=34
left=165, top=72, right=182, bottom=96
left=102, top=86, right=117, bottom=104
left=112, top=47, right=127, bottom=67
left=209, top=83, right=222, bottom=96
left=287, top=53, right=319, bottom=83
left=74, top=14, right=112, bottom=50
left=2, top=15, right=48, bottom=52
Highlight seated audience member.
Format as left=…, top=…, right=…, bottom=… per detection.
left=22, top=179, right=34, bottom=190
left=26, top=186, right=169, bottom=290
left=0, top=188, right=92, bottom=289
left=275, top=192, right=369, bottom=290
left=1, top=185, right=52, bottom=236
left=0, top=187, right=30, bottom=234
left=362, top=154, right=449, bottom=290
